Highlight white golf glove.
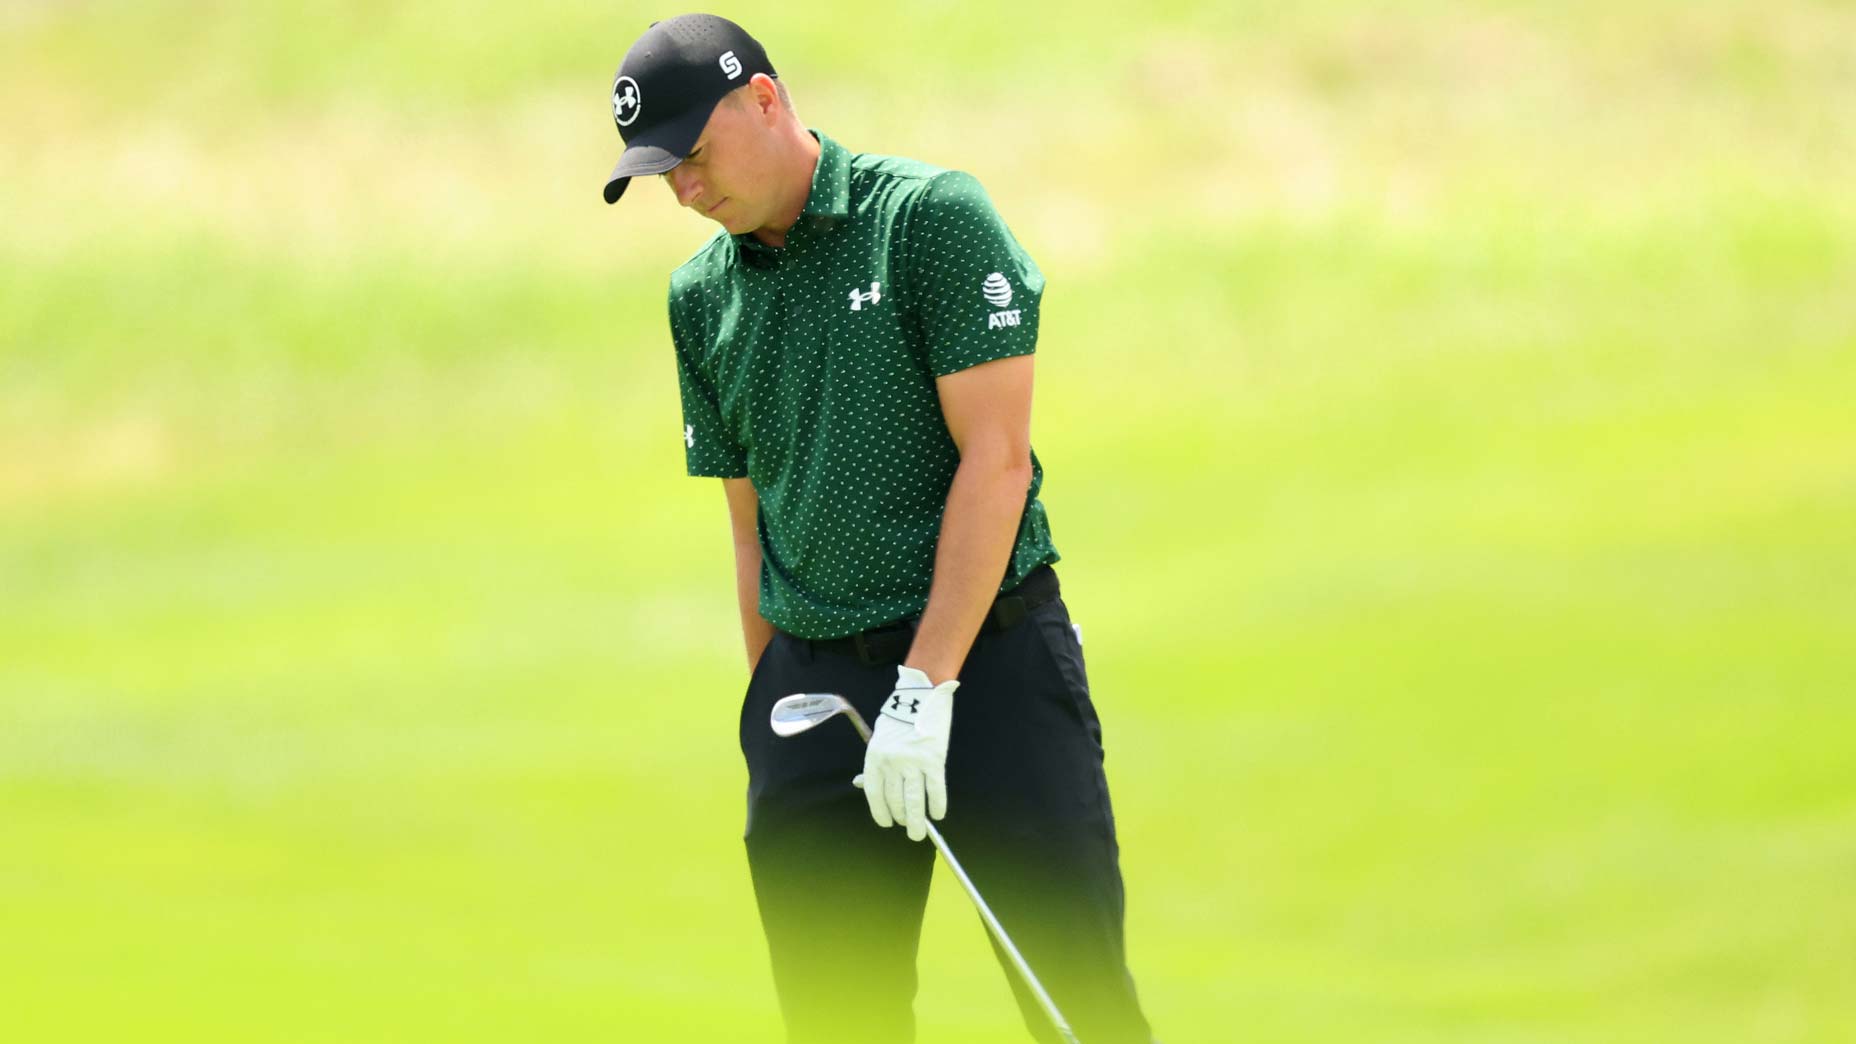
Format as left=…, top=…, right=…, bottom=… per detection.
left=852, top=665, right=958, bottom=841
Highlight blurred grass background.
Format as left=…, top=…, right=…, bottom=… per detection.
left=4, top=1, right=1855, bottom=1041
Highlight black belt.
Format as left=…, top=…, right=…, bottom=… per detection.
left=801, top=564, right=1060, bottom=666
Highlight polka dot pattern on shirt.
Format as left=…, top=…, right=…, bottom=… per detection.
left=667, top=129, right=1058, bottom=640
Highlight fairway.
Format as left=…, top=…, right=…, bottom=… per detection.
left=3, top=3, right=1854, bottom=1041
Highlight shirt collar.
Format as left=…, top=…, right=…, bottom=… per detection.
left=800, top=129, right=851, bottom=219
left=732, top=129, right=849, bottom=263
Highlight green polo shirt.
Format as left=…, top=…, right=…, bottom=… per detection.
left=668, top=129, right=1059, bottom=641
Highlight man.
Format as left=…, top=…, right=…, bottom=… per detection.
left=602, top=15, right=1155, bottom=1044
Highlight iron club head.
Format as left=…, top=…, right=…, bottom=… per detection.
left=769, top=692, right=872, bottom=741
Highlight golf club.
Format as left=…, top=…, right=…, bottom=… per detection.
left=769, top=691, right=1083, bottom=1044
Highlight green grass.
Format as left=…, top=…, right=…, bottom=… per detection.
left=4, top=2, right=1855, bottom=1041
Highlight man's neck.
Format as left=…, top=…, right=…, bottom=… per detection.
left=751, top=128, right=823, bottom=248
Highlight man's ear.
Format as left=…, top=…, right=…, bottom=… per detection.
left=749, top=73, right=781, bottom=123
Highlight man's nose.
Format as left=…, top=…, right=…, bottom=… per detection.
left=666, top=166, right=703, bottom=208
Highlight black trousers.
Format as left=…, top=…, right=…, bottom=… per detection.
left=738, top=583, right=1154, bottom=1043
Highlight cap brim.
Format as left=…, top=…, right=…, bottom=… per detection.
left=602, top=102, right=714, bottom=205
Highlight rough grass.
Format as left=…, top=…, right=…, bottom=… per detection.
left=3, top=2, right=1854, bottom=1041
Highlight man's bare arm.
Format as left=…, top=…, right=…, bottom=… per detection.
left=724, top=477, right=777, bottom=674
left=905, top=354, right=1037, bottom=686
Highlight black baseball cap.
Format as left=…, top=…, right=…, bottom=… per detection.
left=602, top=14, right=777, bottom=204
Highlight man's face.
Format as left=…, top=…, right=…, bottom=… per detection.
left=661, top=87, right=779, bottom=235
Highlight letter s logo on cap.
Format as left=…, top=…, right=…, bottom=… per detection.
left=613, top=75, right=642, bottom=128
left=720, top=50, right=742, bottom=80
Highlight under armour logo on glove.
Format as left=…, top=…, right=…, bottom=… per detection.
left=881, top=686, right=932, bottom=725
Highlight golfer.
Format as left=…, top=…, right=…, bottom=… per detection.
left=602, top=15, right=1155, bottom=1043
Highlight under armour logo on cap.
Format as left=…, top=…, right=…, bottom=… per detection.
left=612, top=76, right=641, bottom=128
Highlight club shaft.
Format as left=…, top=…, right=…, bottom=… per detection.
left=925, top=821, right=1081, bottom=1043
left=841, top=706, right=1081, bottom=1044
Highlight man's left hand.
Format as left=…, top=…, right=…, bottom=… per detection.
left=852, top=665, right=958, bottom=841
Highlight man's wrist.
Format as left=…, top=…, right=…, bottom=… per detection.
left=882, top=665, right=957, bottom=726
left=899, top=660, right=958, bottom=688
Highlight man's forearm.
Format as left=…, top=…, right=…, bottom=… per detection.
left=734, top=540, right=776, bottom=673
left=905, top=456, right=1035, bottom=686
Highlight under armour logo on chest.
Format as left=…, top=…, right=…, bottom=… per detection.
left=848, top=281, right=882, bottom=311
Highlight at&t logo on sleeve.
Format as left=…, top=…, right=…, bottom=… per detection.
left=981, top=272, right=1020, bottom=329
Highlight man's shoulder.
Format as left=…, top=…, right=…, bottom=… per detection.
left=845, top=151, right=1002, bottom=228
left=848, top=148, right=946, bottom=187
left=845, top=147, right=975, bottom=215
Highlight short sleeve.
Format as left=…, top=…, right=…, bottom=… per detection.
left=669, top=286, right=749, bottom=478
left=906, top=170, right=1045, bottom=378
